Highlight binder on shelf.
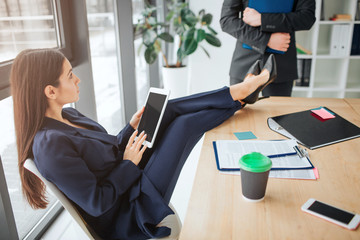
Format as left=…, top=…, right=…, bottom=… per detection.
left=242, top=0, right=294, bottom=54
left=295, top=59, right=311, bottom=87
left=355, top=0, right=360, bottom=20
left=330, top=24, right=341, bottom=55
left=330, top=24, right=350, bottom=56
left=267, top=107, right=360, bottom=150
left=320, top=0, right=325, bottom=21
left=351, top=24, right=360, bottom=55
left=339, top=24, right=350, bottom=55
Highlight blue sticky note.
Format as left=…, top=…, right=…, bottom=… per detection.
left=234, top=131, right=257, bottom=140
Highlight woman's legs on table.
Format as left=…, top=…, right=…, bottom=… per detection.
left=141, top=71, right=271, bottom=203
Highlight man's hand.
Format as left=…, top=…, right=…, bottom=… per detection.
left=243, top=7, right=261, bottom=27
left=267, top=32, right=291, bottom=52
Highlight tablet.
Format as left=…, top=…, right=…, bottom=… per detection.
left=136, top=88, right=170, bottom=148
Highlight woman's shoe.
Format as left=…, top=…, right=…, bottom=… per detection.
left=244, top=59, right=261, bottom=78
left=242, top=54, right=277, bottom=104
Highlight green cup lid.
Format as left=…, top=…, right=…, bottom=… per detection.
left=239, top=152, right=272, bottom=173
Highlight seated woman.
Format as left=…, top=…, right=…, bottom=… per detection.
left=11, top=49, right=275, bottom=239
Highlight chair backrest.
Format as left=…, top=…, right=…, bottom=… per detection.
left=24, top=158, right=182, bottom=240
left=24, top=158, right=100, bottom=240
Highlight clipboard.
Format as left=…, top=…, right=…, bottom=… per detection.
left=267, top=107, right=360, bottom=150
left=213, top=140, right=314, bottom=172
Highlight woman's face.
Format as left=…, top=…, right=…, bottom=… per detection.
left=54, top=59, right=81, bottom=105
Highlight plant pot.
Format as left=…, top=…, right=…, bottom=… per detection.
left=162, top=65, right=189, bottom=99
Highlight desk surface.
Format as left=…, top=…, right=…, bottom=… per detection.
left=179, top=97, right=360, bottom=240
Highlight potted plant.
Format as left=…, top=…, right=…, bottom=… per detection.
left=136, top=0, right=221, bottom=98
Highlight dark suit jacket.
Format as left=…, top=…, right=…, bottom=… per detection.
left=220, top=0, right=316, bottom=83
left=32, top=108, right=173, bottom=239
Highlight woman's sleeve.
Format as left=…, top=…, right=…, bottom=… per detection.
left=220, top=0, right=271, bottom=54
left=260, top=0, right=316, bottom=33
left=34, top=133, right=142, bottom=217
left=116, top=123, right=135, bottom=151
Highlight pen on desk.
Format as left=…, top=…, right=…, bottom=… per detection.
left=267, top=152, right=297, bottom=158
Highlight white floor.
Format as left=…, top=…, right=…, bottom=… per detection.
left=41, top=137, right=204, bottom=239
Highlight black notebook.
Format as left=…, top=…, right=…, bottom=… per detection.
left=267, top=107, right=360, bottom=150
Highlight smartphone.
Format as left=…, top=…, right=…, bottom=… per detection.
left=136, top=87, right=170, bottom=148
left=301, top=198, right=360, bottom=230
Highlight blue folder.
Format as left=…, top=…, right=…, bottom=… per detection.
left=248, top=0, right=294, bottom=13
left=243, top=0, right=295, bottom=54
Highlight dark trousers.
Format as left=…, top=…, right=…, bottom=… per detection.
left=230, top=77, right=294, bottom=97
left=139, top=87, right=242, bottom=203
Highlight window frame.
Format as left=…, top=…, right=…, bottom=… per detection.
left=0, top=0, right=96, bottom=239
left=0, top=0, right=73, bottom=101
left=0, top=0, right=159, bottom=238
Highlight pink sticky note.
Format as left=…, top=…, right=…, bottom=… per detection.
left=313, top=167, right=320, bottom=179
left=311, top=108, right=335, bottom=120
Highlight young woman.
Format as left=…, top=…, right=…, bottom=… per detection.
left=11, top=49, right=275, bottom=239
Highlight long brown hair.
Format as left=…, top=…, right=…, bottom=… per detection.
left=10, top=49, right=65, bottom=209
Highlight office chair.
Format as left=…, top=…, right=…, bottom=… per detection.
left=24, top=158, right=182, bottom=240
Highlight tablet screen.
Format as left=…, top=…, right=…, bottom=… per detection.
left=137, top=92, right=167, bottom=143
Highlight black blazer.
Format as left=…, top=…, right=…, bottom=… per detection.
left=220, top=0, right=316, bottom=83
left=33, top=108, right=173, bottom=239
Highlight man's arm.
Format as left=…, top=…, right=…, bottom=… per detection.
left=220, top=0, right=271, bottom=54
left=261, top=0, right=316, bottom=33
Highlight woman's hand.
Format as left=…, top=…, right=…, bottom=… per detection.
left=130, top=107, right=145, bottom=129
left=124, top=130, right=147, bottom=166
left=243, top=7, right=261, bottom=27
left=267, top=32, right=291, bottom=52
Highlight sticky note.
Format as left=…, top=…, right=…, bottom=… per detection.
left=313, top=167, right=320, bottom=179
left=311, top=108, right=335, bottom=120
left=234, top=131, right=257, bottom=140
left=311, top=107, right=335, bottom=115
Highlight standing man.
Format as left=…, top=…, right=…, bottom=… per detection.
left=220, top=0, right=316, bottom=96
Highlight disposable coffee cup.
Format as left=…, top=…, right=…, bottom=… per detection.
left=239, top=152, right=272, bottom=202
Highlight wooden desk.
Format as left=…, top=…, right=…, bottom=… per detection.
left=179, top=97, right=360, bottom=240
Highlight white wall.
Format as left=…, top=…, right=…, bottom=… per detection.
left=188, top=0, right=236, bottom=94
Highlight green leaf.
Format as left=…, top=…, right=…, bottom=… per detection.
left=143, top=30, right=157, bottom=46
left=145, top=46, right=158, bottom=64
left=181, top=8, right=197, bottom=27
left=176, top=48, right=185, bottom=64
left=166, top=10, right=175, bottom=22
left=174, top=23, right=186, bottom=35
left=202, top=14, right=213, bottom=25
left=184, top=27, right=195, bottom=40
left=195, top=29, right=206, bottom=42
left=207, top=26, right=218, bottom=35
left=205, top=34, right=221, bottom=47
left=200, top=45, right=210, bottom=58
left=182, top=38, right=198, bottom=55
left=158, top=32, right=174, bottom=42
left=198, top=9, right=205, bottom=16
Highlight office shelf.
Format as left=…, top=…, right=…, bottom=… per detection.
left=293, top=0, right=360, bottom=98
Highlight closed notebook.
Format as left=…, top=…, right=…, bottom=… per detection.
left=243, top=0, right=295, bottom=54
left=267, top=107, right=360, bottom=149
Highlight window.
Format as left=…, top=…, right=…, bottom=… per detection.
left=0, top=0, right=58, bottom=62
left=86, top=0, right=124, bottom=134
left=0, top=1, right=69, bottom=239
left=133, top=0, right=149, bottom=108
left=0, top=97, right=58, bottom=239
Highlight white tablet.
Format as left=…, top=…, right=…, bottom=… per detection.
left=136, top=88, right=170, bottom=148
